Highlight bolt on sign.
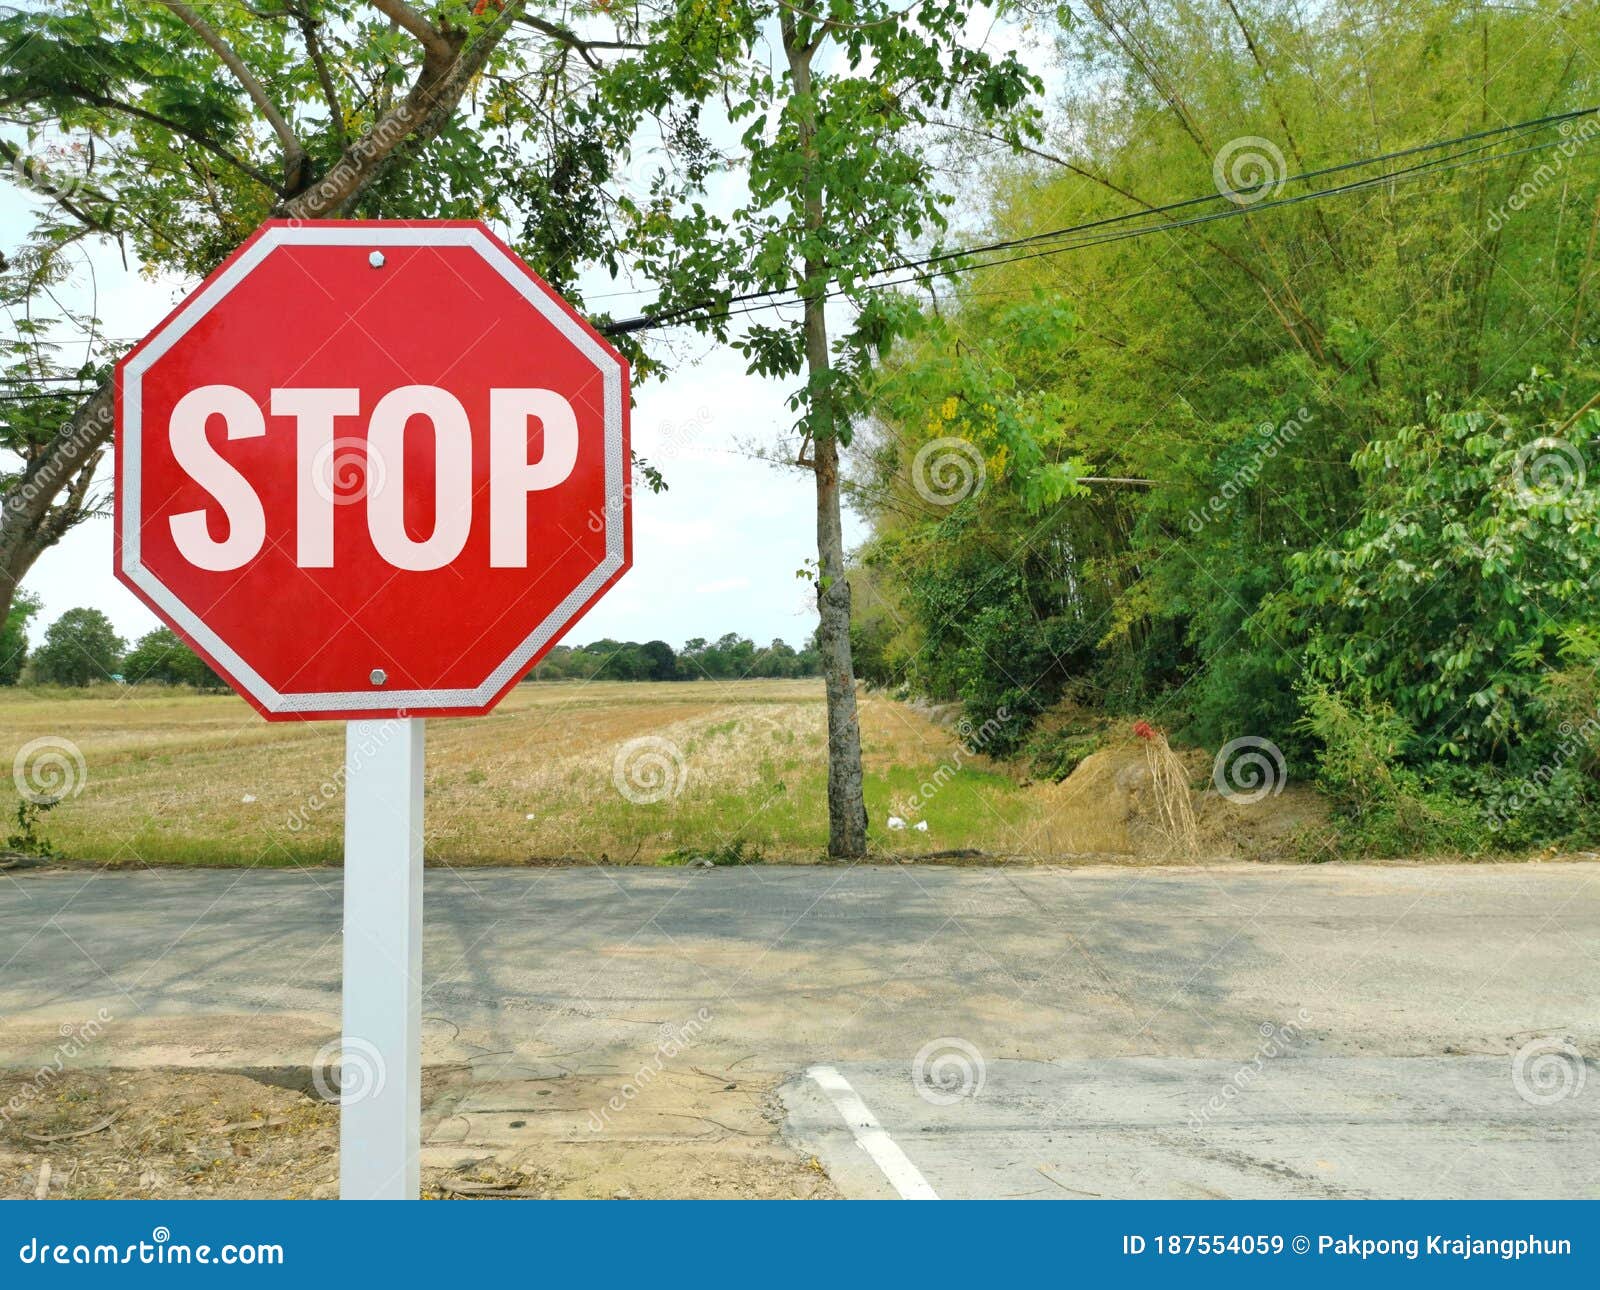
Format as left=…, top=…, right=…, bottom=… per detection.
left=115, top=220, right=631, bottom=719
left=114, top=221, right=633, bottom=1200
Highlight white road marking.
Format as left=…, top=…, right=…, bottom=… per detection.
left=806, top=1065, right=940, bottom=1200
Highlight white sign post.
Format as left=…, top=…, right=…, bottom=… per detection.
left=339, top=718, right=425, bottom=1199
left=112, top=221, right=633, bottom=1201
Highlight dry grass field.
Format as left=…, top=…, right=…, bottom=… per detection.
left=1, top=679, right=1052, bottom=866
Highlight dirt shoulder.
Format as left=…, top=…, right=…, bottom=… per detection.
left=0, top=1065, right=836, bottom=1200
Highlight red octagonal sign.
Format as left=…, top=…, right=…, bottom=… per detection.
left=115, top=220, right=631, bottom=720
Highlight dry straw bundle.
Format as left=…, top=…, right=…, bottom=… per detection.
left=1135, top=722, right=1200, bottom=860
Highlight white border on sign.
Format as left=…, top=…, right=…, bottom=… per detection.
left=120, top=225, right=626, bottom=715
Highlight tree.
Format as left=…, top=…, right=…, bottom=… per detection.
left=612, top=0, right=1041, bottom=854
left=0, top=588, right=40, bottom=685
left=752, top=637, right=798, bottom=677
left=123, top=626, right=222, bottom=688
left=638, top=639, right=678, bottom=680
left=30, top=606, right=124, bottom=685
left=0, top=0, right=673, bottom=634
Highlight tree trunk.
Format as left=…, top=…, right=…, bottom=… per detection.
left=786, top=18, right=869, bottom=858
left=808, top=327, right=870, bottom=858
left=0, top=386, right=111, bottom=626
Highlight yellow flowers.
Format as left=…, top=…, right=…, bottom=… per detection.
left=925, top=394, right=959, bottom=437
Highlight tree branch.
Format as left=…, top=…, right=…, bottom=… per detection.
left=923, top=118, right=1318, bottom=359
left=84, top=92, right=283, bottom=192
left=292, top=2, right=347, bottom=148
left=0, top=140, right=116, bottom=232
left=513, top=12, right=646, bottom=69
left=0, top=383, right=112, bottom=589
left=161, top=1, right=308, bottom=189
left=279, top=0, right=526, bottom=220
left=40, top=449, right=103, bottom=546
left=368, top=0, right=456, bottom=67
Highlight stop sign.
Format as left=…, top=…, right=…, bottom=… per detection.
left=114, top=220, right=630, bottom=720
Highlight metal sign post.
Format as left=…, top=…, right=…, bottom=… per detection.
left=339, top=718, right=425, bottom=1199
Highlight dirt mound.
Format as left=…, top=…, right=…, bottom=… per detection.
left=1022, top=741, right=1329, bottom=861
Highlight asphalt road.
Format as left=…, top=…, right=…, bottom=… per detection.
left=2, top=862, right=1596, bottom=1198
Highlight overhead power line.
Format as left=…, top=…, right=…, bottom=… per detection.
left=600, top=104, right=1600, bottom=338
left=2, top=105, right=1593, bottom=400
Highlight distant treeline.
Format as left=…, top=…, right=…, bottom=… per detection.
left=1, top=598, right=224, bottom=689
left=2, top=598, right=817, bottom=689
left=529, top=633, right=821, bottom=682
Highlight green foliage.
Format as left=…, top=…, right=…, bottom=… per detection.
left=849, top=0, right=1600, bottom=852
left=29, top=606, right=124, bottom=686
left=6, top=797, right=58, bottom=858
left=0, top=590, right=41, bottom=685
left=1259, top=371, right=1600, bottom=770
left=122, top=627, right=223, bottom=688
left=1, top=1, right=719, bottom=636
left=0, top=240, right=113, bottom=542
left=866, top=292, right=1091, bottom=510
left=1022, top=723, right=1103, bottom=783
left=659, top=837, right=764, bottom=866
left=0, top=2, right=650, bottom=285
left=861, top=504, right=1099, bottom=755
left=610, top=0, right=1043, bottom=444
left=1295, top=683, right=1485, bottom=857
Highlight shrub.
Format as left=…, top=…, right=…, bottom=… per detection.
left=1260, top=371, right=1600, bottom=772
